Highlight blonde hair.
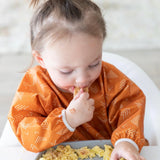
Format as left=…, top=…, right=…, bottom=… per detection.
left=30, top=0, right=106, bottom=52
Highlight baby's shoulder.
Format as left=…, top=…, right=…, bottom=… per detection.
left=23, top=65, right=49, bottom=82
left=101, top=61, right=130, bottom=82
left=102, top=61, right=122, bottom=74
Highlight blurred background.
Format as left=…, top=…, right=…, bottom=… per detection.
left=0, top=0, right=160, bottom=136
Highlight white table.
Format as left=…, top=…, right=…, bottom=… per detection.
left=0, top=145, right=160, bottom=160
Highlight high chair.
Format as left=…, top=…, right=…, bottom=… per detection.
left=0, top=52, right=160, bottom=147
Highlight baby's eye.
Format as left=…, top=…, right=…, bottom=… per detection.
left=89, top=61, right=100, bottom=68
left=60, top=70, right=73, bottom=75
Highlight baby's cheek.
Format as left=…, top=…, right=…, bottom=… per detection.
left=59, top=78, right=73, bottom=86
left=53, top=77, right=74, bottom=89
left=49, top=72, right=74, bottom=90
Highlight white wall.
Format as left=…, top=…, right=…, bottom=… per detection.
left=0, top=0, right=160, bottom=55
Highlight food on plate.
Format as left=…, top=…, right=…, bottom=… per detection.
left=39, top=145, right=78, bottom=160
left=103, top=145, right=113, bottom=160
left=75, top=146, right=96, bottom=159
left=38, top=144, right=126, bottom=160
left=92, top=145, right=105, bottom=157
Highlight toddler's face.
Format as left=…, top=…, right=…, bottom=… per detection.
left=40, top=33, right=103, bottom=93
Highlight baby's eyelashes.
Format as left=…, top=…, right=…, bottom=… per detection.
left=59, top=70, right=73, bottom=75
left=88, top=61, right=100, bottom=68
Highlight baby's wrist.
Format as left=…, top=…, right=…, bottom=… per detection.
left=61, top=110, right=76, bottom=132
left=115, top=138, right=139, bottom=151
left=65, top=109, right=78, bottom=128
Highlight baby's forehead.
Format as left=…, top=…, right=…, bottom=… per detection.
left=46, top=53, right=102, bottom=70
left=41, top=33, right=103, bottom=68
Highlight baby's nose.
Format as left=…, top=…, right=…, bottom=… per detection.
left=76, top=74, right=89, bottom=88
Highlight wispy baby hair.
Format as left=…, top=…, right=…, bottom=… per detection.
left=30, top=0, right=106, bottom=52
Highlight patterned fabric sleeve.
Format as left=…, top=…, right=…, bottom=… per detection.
left=8, top=66, right=73, bottom=152
left=102, top=62, right=147, bottom=151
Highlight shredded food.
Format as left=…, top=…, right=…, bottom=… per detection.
left=39, top=144, right=125, bottom=160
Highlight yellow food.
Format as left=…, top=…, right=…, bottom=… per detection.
left=103, top=145, right=113, bottom=160
left=39, top=144, right=126, bottom=160
left=92, top=145, right=105, bottom=157
left=39, top=145, right=78, bottom=160
left=75, top=146, right=95, bottom=159
left=74, top=87, right=88, bottom=97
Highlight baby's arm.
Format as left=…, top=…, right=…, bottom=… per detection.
left=101, top=63, right=148, bottom=157
left=8, top=67, right=74, bottom=152
left=8, top=92, right=74, bottom=152
left=110, top=80, right=147, bottom=151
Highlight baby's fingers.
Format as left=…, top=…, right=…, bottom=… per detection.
left=79, top=92, right=89, bottom=100
left=88, top=105, right=95, bottom=112
left=89, top=98, right=94, bottom=105
left=74, top=88, right=83, bottom=100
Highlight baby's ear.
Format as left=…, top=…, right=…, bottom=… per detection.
left=32, top=50, right=46, bottom=68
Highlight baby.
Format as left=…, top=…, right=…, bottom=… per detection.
left=8, top=0, right=147, bottom=160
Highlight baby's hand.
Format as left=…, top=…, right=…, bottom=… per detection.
left=65, top=89, right=95, bottom=128
left=110, top=141, right=145, bottom=160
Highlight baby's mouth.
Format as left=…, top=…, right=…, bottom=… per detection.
left=73, top=86, right=89, bottom=96
left=68, top=86, right=87, bottom=94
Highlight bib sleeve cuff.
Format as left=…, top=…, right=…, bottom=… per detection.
left=61, top=109, right=75, bottom=132
left=115, top=138, right=139, bottom=151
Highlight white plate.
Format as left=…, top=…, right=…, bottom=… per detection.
left=36, top=140, right=112, bottom=160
